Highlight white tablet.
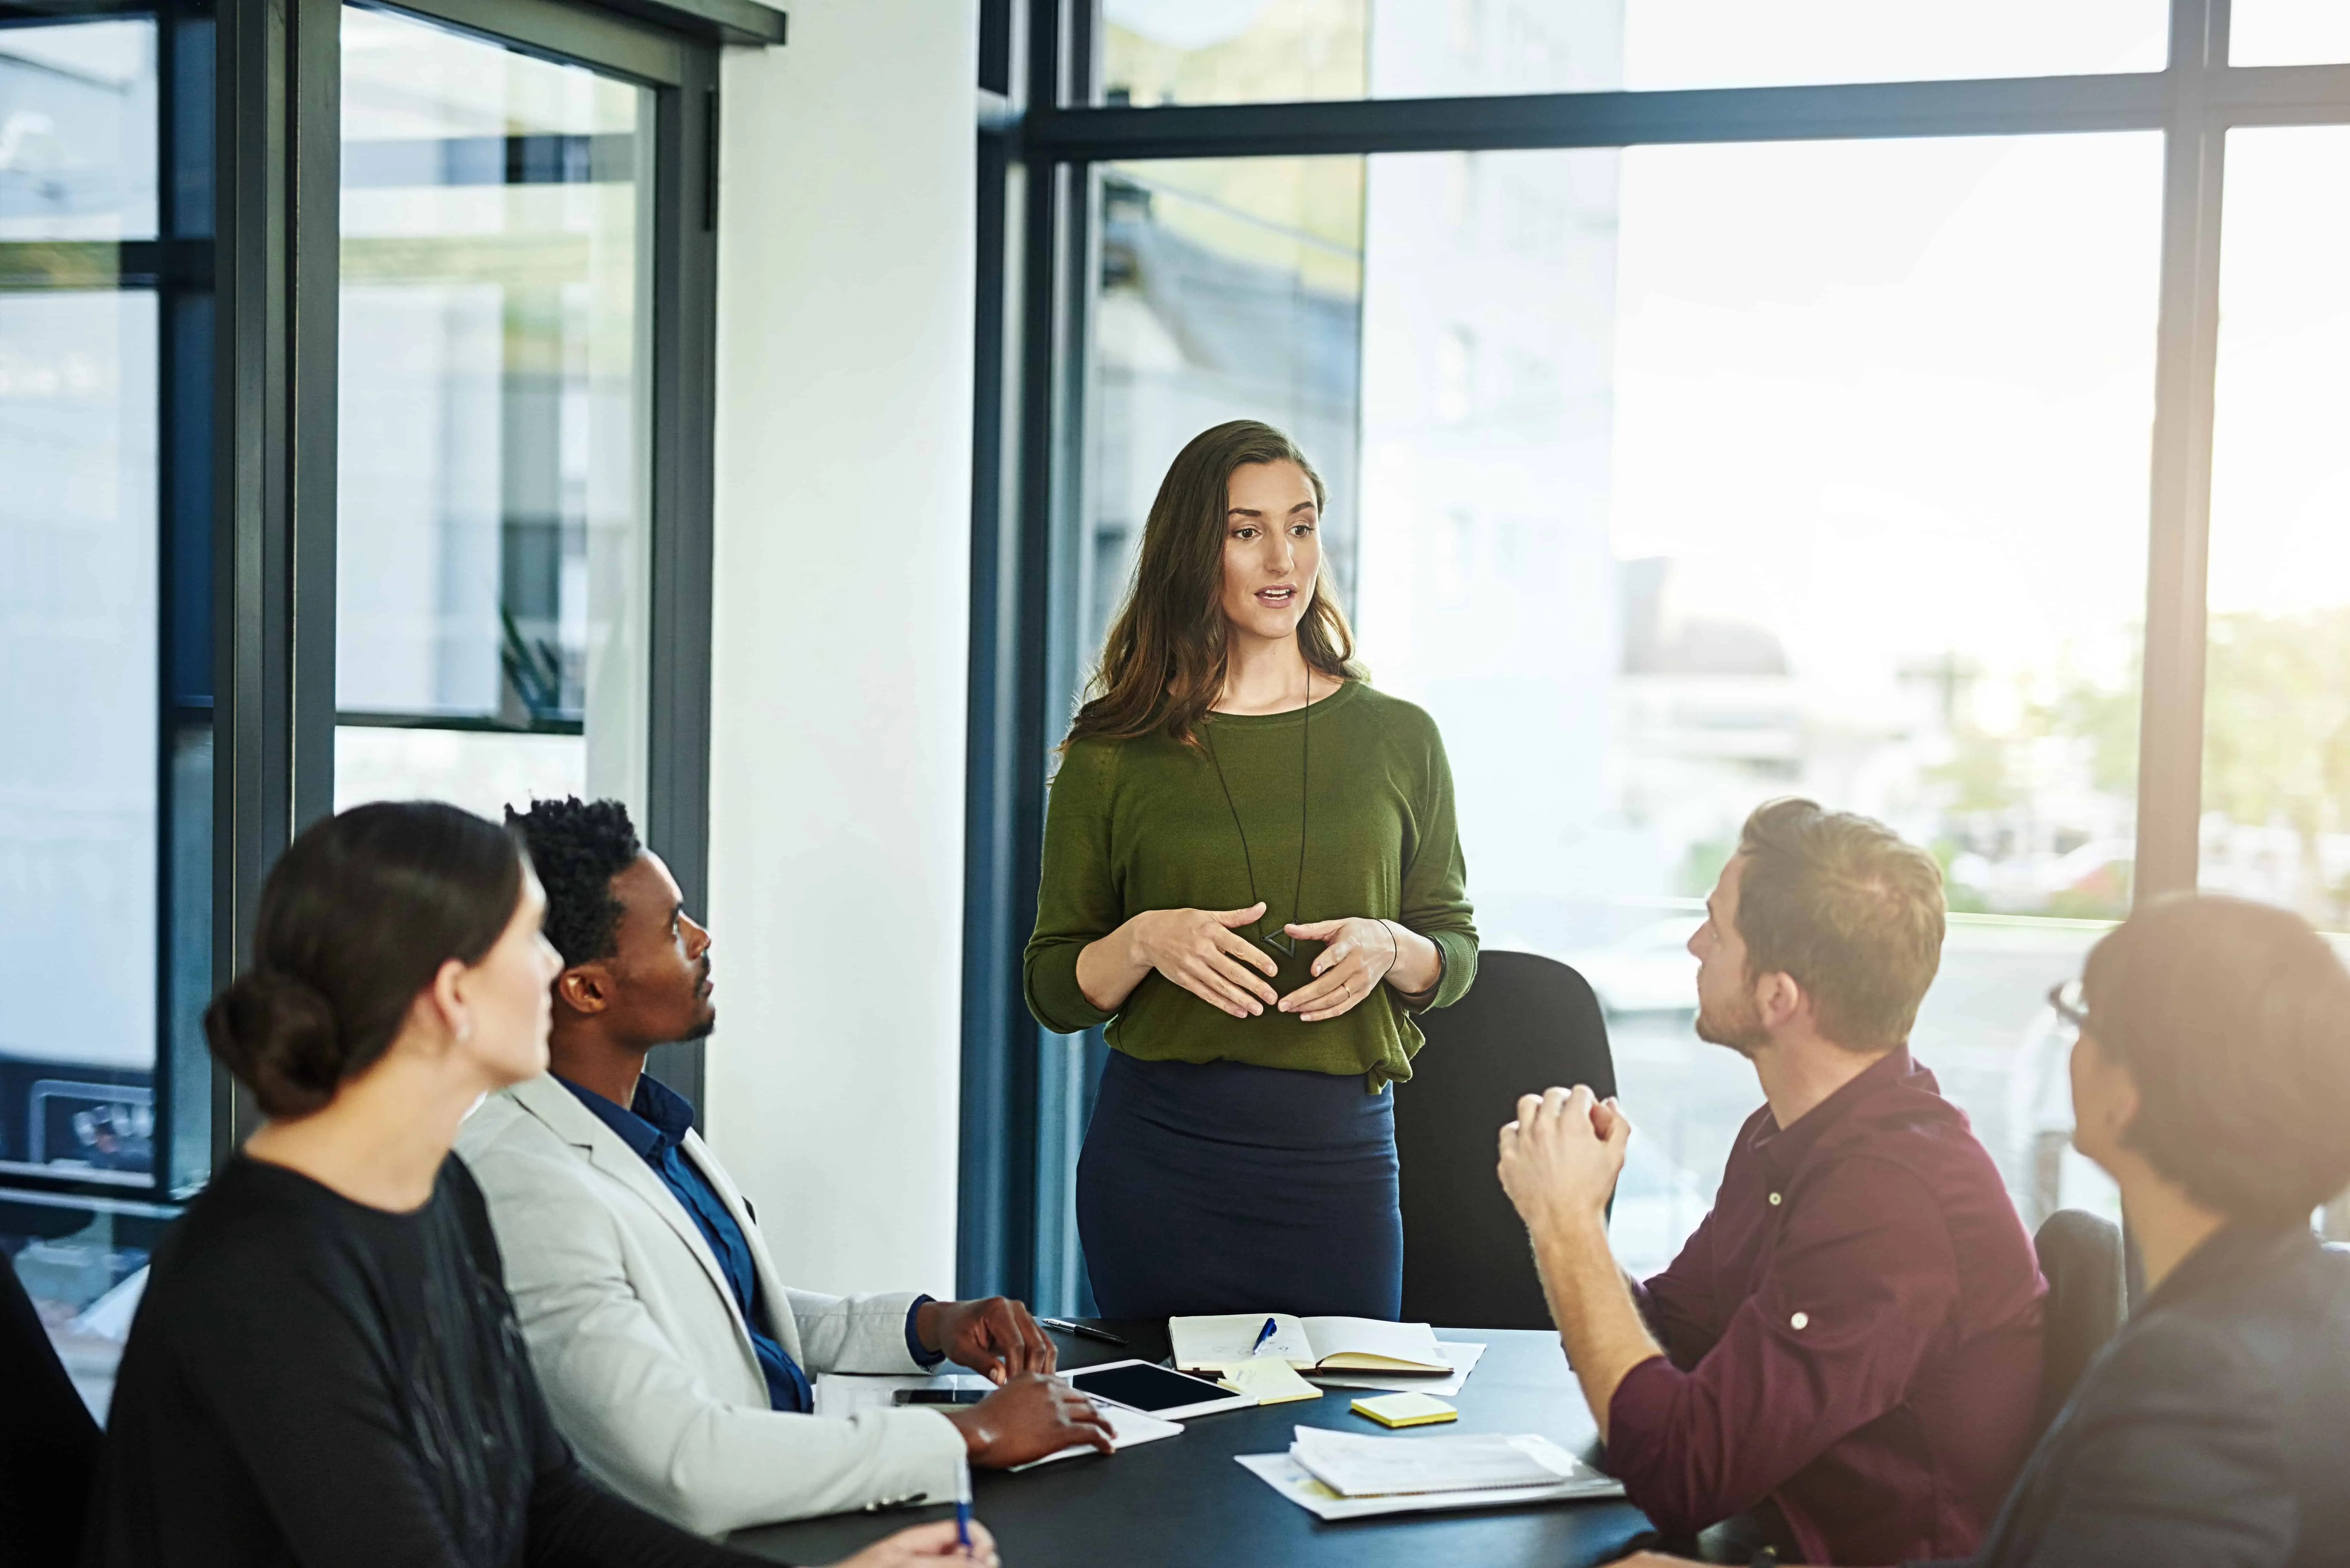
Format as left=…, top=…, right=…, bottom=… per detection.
left=1064, top=1359, right=1257, bottom=1420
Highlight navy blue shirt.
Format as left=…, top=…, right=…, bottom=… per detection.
left=557, top=1074, right=939, bottom=1414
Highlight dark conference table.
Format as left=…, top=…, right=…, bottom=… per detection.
left=733, top=1320, right=1657, bottom=1568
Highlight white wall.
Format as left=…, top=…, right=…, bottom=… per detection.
left=705, top=0, right=975, bottom=1294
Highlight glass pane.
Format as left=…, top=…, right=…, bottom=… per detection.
left=0, top=290, right=158, bottom=1182
left=335, top=6, right=651, bottom=819
left=1100, top=0, right=2166, bottom=104
left=2203, top=127, right=2350, bottom=933
left=0, top=19, right=158, bottom=240
left=2231, top=2, right=2350, bottom=65
left=1081, top=135, right=2161, bottom=1278
left=1088, top=158, right=1363, bottom=663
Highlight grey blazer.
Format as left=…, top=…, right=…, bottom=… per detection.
left=453, top=1074, right=966, bottom=1536
left=1925, top=1224, right=2350, bottom=1568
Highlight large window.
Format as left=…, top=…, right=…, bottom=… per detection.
left=1083, top=135, right=2161, bottom=1273
left=965, top=0, right=2350, bottom=1305
left=2202, top=128, right=2350, bottom=930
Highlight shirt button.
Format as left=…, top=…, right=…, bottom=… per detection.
left=1768, top=1191, right=1783, bottom=1206
left=1790, top=1311, right=1809, bottom=1331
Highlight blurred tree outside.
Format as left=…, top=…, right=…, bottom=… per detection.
left=2202, top=606, right=2350, bottom=925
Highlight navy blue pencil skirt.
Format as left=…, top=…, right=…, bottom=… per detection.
left=1076, top=1052, right=1402, bottom=1321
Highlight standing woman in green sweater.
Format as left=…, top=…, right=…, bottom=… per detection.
left=1024, top=419, right=1478, bottom=1320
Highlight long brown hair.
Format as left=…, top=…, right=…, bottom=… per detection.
left=1066, top=420, right=1361, bottom=747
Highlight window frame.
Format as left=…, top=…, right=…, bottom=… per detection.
left=959, top=0, right=2350, bottom=1304
left=263, top=0, right=724, bottom=1142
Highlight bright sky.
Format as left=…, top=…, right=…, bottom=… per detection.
left=1607, top=132, right=2165, bottom=685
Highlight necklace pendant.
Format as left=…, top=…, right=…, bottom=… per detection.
left=1265, top=927, right=1297, bottom=957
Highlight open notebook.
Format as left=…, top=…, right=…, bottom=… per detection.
left=1170, top=1314, right=1451, bottom=1375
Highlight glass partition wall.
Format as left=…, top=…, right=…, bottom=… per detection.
left=963, top=0, right=2350, bottom=1303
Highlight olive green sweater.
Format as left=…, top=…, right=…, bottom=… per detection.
left=1023, top=680, right=1477, bottom=1086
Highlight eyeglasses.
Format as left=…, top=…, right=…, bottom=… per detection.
left=2046, top=977, right=2089, bottom=1032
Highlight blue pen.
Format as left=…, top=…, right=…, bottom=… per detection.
left=1249, top=1316, right=1279, bottom=1357
left=954, top=1459, right=973, bottom=1557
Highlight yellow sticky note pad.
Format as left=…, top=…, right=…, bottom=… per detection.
left=1350, top=1392, right=1458, bottom=1428
left=1216, top=1358, right=1324, bottom=1405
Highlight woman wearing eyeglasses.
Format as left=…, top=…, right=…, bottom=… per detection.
left=1023, top=419, right=1479, bottom=1321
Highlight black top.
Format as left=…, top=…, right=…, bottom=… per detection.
left=83, top=1154, right=772, bottom=1568
left=4, top=1240, right=102, bottom=1563
left=1934, top=1223, right=2350, bottom=1568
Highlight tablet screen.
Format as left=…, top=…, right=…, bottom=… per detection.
left=1066, top=1362, right=1233, bottom=1413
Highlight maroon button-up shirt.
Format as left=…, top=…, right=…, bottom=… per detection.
left=1609, top=1047, right=2045, bottom=1566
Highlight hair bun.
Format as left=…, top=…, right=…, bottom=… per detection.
left=201, top=969, right=344, bottom=1119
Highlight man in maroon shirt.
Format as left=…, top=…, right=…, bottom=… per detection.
left=1499, top=798, right=2044, bottom=1565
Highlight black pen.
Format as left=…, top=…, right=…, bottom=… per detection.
left=1036, top=1317, right=1129, bottom=1347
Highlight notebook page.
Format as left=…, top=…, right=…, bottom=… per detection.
left=1171, top=1313, right=1312, bottom=1370
left=1298, top=1316, right=1448, bottom=1370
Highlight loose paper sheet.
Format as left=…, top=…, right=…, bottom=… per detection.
left=1234, top=1452, right=1625, bottom=1521
left=1289, top=1425, right=1579, bottom=1497
left=1009, top=1399, right=1183, bottom=1469
left=1215, top=1357, right=1323, bottom=1405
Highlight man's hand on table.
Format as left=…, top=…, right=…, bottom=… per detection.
left=946, top=1372, right=1115, bottom=1467
left=917, top=1296, right=1057, bottom=1382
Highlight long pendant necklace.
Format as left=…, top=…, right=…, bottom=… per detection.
left=1202, top=667, right=1311, bottom=958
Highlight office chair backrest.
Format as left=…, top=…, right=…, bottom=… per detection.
left=2, top=1249, right=103, bottom=1562
left=2030, top=1207, right=2127, bottom=1444
left=1395, top=950, right=1617, bottom=1329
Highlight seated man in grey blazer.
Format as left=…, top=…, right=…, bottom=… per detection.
left=458, top=797, right=1109, bottom=1536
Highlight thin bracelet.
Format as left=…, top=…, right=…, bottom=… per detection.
left=1383, top=920, right=1442, bottom=999
left=1377, top=918, right=1400, bottom=975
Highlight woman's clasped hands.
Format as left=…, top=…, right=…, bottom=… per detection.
left=1124, top=903, right=1398, bottom=1022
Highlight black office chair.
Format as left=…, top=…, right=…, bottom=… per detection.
left=2, top=1248, right=104, bottom=1562
left=2030, top=1208, right=2126, bottom=1444
left=1395, top=950, right=1616, bottom=1330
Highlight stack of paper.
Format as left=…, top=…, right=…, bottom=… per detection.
left=1235, top=1426, right=1625, bottom=1521
left=1291, top=1426, right=1576, bottom=1496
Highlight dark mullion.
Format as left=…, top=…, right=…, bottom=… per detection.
left=1020, top=71, right=2176, bottom=162
left=291, top=0, right=339, bottom=839
left=211, top=0, right=297, bottom=1166
left=958, top=132, right=1022, bottom=1300
left=644, top=43, right=722, bottom=1118
left=2135, top=0, right=2230, bottom=902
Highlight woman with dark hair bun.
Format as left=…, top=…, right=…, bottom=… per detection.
left=85, top=802, right=991, bottom=1568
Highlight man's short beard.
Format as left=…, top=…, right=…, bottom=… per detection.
left=1694, top=995, right=1767, bottom=1059
left=679, top=1010, right=718, bottom=1043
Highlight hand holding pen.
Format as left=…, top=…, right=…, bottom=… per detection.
left=817, top=1518, right=996, bottom=1567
